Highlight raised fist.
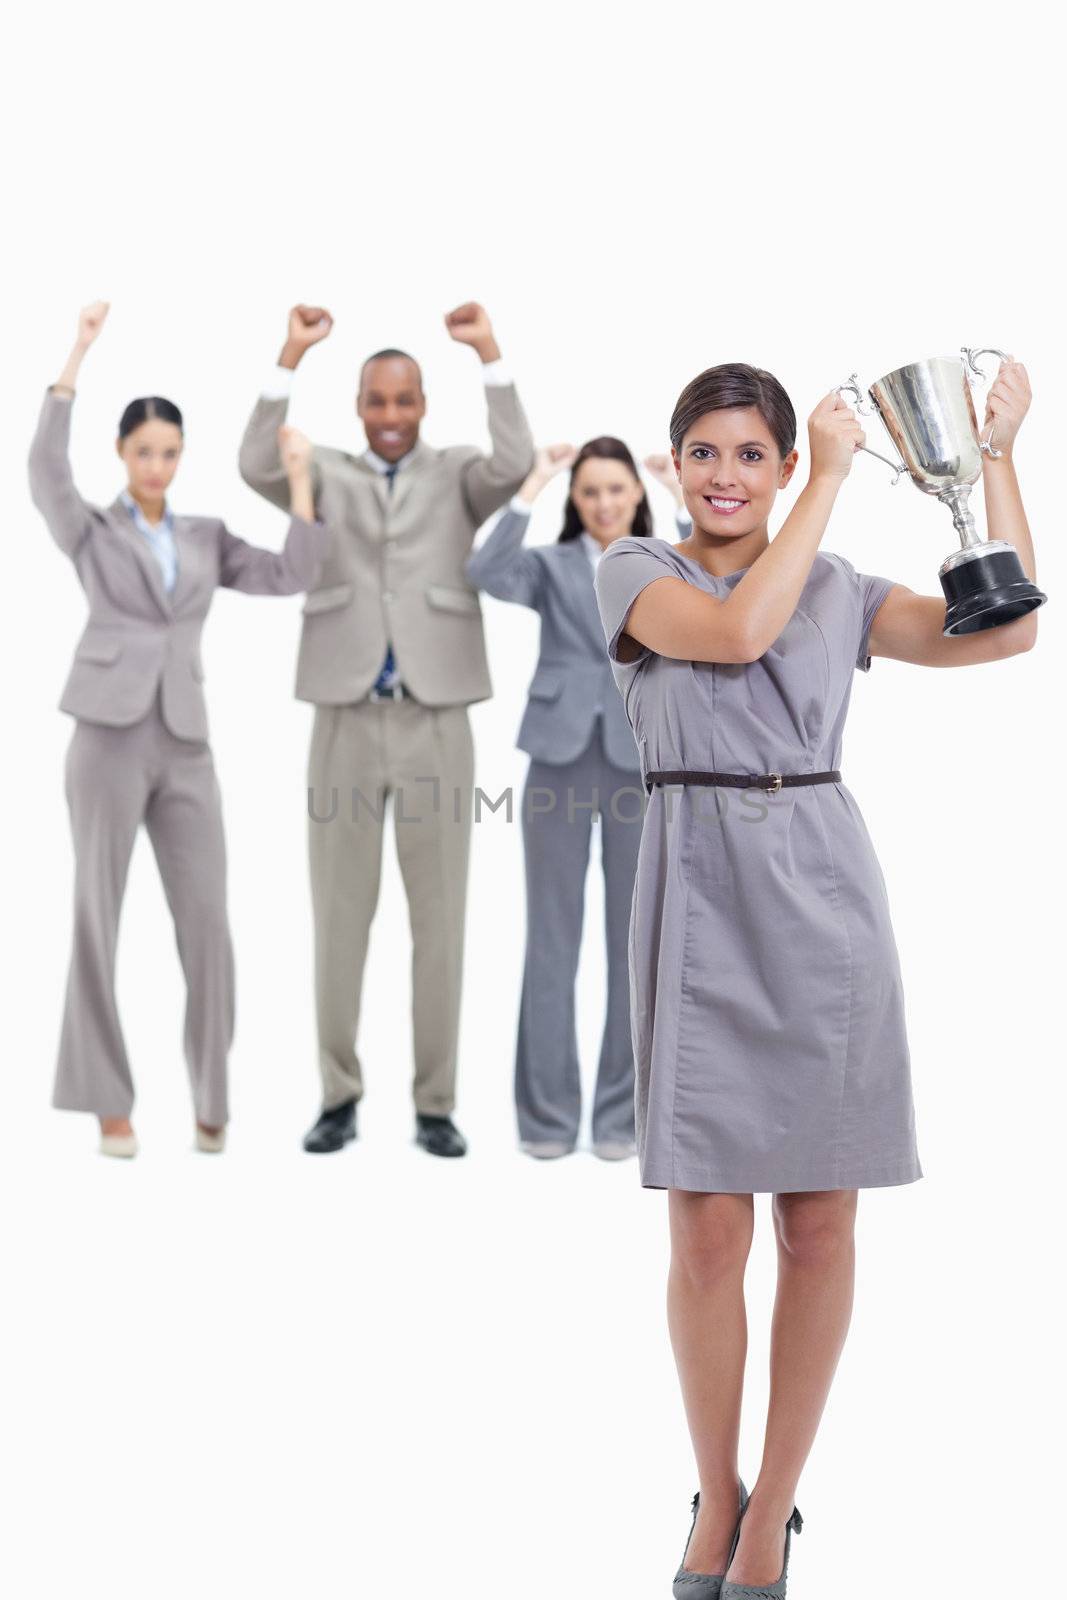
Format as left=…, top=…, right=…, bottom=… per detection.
left=278, top=424, right=313, bottom=475
left=287, top=304, right=333, bottom=351
left=643, top=453, right=680, bottom=491
left=444, top=302, right=498, bottom=360
left=535, top=443, right=578, bottom=477
left=77, top=301, right=110, bottom=347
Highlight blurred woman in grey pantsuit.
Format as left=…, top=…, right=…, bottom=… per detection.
left=466, top=438, right=688, bottom=1160
left=28, top=302, right=328, bottom=1159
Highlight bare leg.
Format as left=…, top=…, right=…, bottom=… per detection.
left=100, top=1117, right=133, bottom=1137
left=725, top=1188, right=858, bottom=1586
left=667, top=1190, right=755, bottom=1573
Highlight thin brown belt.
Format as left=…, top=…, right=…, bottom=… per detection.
left=643, top=769, right=842, bottom=796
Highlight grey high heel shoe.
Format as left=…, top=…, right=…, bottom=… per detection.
left=720, top=1504, right=802, bottom=1600
left=672, top=1478, right=749, bottom=1599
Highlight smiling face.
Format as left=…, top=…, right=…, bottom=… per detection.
left=356, top=355, right=426, bottom=462
left=116, top=418, right=183, bottom=501
left=570, top=455, right=647, bottom=544
left=672, top=405, right=797, bottom=542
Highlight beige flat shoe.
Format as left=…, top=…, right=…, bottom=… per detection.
left=100, top=1132, right=139, bottom=1159
left=592, top=1140, right=637, bottom=1161
left=195, top=1125, right=226, bottom=1154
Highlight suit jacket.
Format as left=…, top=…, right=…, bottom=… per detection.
left=29, top=389, right=328, bottom=742
left=465, top=505, right=643, bottom=772
left=237, top=383, right=535, bottom=707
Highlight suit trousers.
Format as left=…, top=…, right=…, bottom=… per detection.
left=55, top=696, right=234, bottom=1124
left=515, top=719, right=645, bottom=1147
left=307, top=698, right=474, bottom=1115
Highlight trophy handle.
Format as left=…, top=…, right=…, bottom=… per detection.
left=961, top=346, right=1013, bottom=459
left=835, top=374, right=870, bottom=414
left=833, top=375, right=908, bottom=485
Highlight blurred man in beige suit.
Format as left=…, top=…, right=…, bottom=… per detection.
left=239, top=302, right=534, bottom=1156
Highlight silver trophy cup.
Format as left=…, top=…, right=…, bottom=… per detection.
left=838, top=348, right=1047, bottom=635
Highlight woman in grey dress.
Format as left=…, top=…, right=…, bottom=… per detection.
left=593, top=360, right=1038, bottom=1595
left=466, top=438, right=689, bottom=1160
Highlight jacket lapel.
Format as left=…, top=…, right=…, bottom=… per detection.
left=357, top=440, right=434, bottom=521
left=354, top=458, right=390, bottom=519
left=111, top=497, right=172, bottom=618
left=560, top=537, right=608, bottom=651
left=168, top=517, right=200, bottom=613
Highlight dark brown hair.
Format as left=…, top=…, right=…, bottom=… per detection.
left=669, top=363, right=796, bottom=457
left=559, top=436, right=652, bottom=543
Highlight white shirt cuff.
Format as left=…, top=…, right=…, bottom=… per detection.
left=509, top=493, right=534, bottom=514
left=481, top=358, right=512, bottom=387
left=261, top=366, right=294, bottom=401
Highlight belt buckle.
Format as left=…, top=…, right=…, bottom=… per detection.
left=765, top=771, right=783, bottom=794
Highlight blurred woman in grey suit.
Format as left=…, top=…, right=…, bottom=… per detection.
left=466, top=439, right=689, bottom=1159
left=29, top=302, right=329, bottom=1159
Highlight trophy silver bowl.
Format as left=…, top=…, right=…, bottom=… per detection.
left=838, top=348, right=1047, bottom=635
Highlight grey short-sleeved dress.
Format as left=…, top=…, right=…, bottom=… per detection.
left=593, top=537, right=922, bottom=1194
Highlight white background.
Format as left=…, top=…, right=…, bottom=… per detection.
left=1, top=2, right=1063, bottom=1595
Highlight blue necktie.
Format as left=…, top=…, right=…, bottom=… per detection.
left=372, top=464, right=400, bottom=692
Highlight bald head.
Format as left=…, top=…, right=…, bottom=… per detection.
left=356, top=349, right=427, bottom=462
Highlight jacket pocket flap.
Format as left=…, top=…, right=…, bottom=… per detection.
left=302, top=582, right=353, bottom=615
left=425, top=583, right=481, bottom=616
left=527, top=669, right=563, bottom=701
left=75, top=639, right=122, bottom=665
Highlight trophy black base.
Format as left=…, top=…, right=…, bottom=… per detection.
left=940, top=544, right=1047, bottom=636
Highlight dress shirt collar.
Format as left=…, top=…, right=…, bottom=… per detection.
left=120, top=489, right=174, bottom=533
left=364, top=445, right=417, bottom=476
left=579, top=530, right=607, bottom=568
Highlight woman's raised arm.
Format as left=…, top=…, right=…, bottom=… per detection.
left=27, top=301, right=110, bottom=557
left=623, top=394, right=862, bottom=664
left=52, top=300, right=109, bottom=396
left=218, top=425, right=329, bottom=594
left=465, top=442, right=576, bottom=607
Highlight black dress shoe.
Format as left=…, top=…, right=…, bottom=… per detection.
left=302, top=1099, right=358, bottom=1153
left=415, top=1113, right=467, bottom=1158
